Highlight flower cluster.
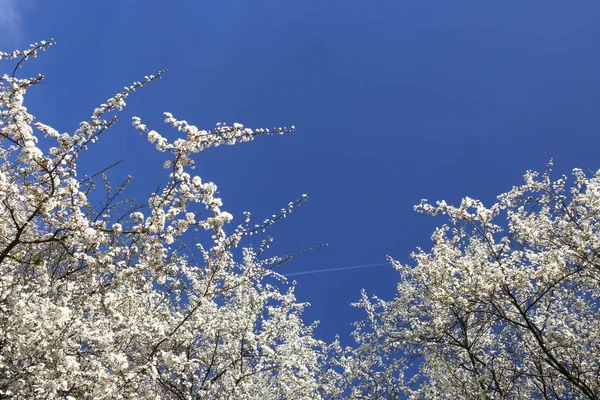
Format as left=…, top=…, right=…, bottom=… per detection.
left=351, top=161, right=600, bottom=398
left=5, top=40, right=596, bottom=400
left=0, top=42, right=329, bottom=399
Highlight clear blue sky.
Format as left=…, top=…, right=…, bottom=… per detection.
left=3, top=0, right=600, bottom=344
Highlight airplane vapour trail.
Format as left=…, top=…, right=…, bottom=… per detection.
left=284, top=262, right=391, bottom=277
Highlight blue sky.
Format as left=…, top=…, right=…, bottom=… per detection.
left=3, top=0, right=600, bottom=344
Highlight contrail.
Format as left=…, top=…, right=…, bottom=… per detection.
left=284, top=262, right=391, bottom=277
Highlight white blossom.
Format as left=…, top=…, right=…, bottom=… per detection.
left=0, top=42, right=331, bottom=399
left=350, top=162, right=600, bottom=399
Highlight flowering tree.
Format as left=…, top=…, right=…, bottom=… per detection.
left=6, top=40, right=599, bottom=400
left=350, top=163, right=600, bottom=399
left=0, top=41, right=333, bottom=399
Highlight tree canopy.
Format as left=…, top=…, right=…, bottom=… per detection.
left=0, top=40, right=331, bottom=399
left=2, top=41, right=600, bottom=399
left=351, top=164, right=600, bottom=399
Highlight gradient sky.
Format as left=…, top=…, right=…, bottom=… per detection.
left=2, top=0, right=600, bottom=344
